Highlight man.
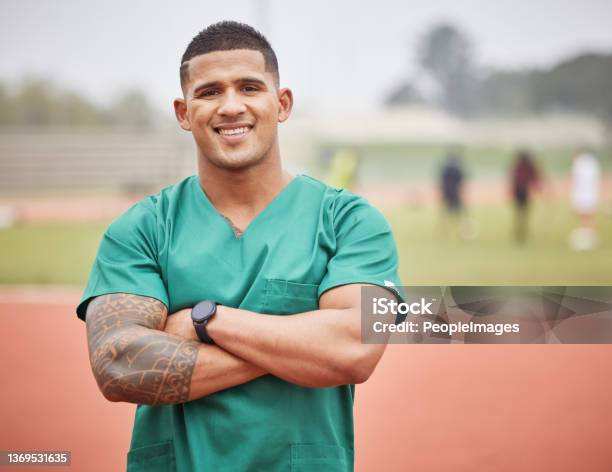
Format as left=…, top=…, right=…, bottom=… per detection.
left=569, top=149, right=601, bottom=250
left=437, top=149, right=475, bottom=240
left=326, top=147, right=360, bottom=191
left=510, top=150, right=540, bottom=243
left=440, top=152, right=463, bottom=214
left=77, top=21, right=401, bottom=471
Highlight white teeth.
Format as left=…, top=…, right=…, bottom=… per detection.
left=218, top=127, right=249, bottom=136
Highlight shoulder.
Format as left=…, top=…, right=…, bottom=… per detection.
left=298, top=174, right=390, bottom=234
left=106, top=176, right=195, bottom=238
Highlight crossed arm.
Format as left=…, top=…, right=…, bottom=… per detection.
left=85, top=284, right=391, bottom=406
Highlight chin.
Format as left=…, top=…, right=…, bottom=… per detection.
left=213, top=152, right=265, bottom=170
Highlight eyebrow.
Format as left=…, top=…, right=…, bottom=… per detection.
left=192, top=77, right=268, bottom=96
left=239, top=77, right=268, bottom=87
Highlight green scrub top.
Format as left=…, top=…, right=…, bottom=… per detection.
left=77, top=174, right=402, bottom=472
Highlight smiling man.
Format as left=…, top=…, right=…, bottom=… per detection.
left=77, top=21, right=401, bottom=472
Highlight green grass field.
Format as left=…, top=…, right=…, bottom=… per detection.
left=0, top=201, right=610, bottom=286
left=0, top=222, right=107, bottom=285
left=388, top=201, right=612, bottom=285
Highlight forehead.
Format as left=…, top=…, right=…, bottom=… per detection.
left=185, top=49, right=271, bottom=89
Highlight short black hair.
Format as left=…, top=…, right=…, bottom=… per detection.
left=180, top=21, right=279, bottom=90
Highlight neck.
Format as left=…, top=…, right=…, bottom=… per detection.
left=196, top=146, right=293, bottom=218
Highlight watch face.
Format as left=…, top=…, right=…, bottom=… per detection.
left=192, top=300, right=216, bottom=323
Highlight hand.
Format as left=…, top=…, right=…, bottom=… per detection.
left=164, top=308, right=199, bottom=341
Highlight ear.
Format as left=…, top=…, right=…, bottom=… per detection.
left=173, top=98, right=191, bottom=131
left=277, top=88, right=293, bottom=123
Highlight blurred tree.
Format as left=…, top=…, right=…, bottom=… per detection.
left=0, top=82, right=18, bottom=125
left=384, top=21, right=612, bottom=136
left=15, top=78, right=58, bottom=126
left=531, top=53, right=612, bottom=130
left=0, top=79, right=159, bottom=128
left=57, top=90, right=110, bottom=126
left=475, top=53, right=612, bottom=139
left=475, top=70, right=534, bottom=115
left=418, top=23, right=476, bottom=115
left=384, top=82, right=423, bottom=107
left=108, top=90, right=155, bottom=128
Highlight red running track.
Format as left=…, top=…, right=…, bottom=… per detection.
left=1, top=295, right=611, bottom=471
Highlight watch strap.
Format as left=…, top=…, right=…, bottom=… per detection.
left=193, top=319, right=215, bottom=344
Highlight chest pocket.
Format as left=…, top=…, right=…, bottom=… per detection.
left=263, top=279, right=319, bottom=315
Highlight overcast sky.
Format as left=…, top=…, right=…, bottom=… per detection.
left=1, top=0, right=611, bottom=113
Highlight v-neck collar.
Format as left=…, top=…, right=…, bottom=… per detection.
left=191, top=174, right=303, bottom=240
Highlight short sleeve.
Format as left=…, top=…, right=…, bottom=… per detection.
left=318, top=193, right=403, bottom=300
left=75, top=199, right=168, bottom=321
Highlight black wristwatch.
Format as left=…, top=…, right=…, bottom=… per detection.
left=191, top=300, right=218, bottom=344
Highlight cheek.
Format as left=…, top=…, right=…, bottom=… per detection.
left=256, top=111, right=280, bottom=133
left=188, top=105, right=212, bottom=129
left=252, top=97, right=279, bottom=121
left=257, top=121, right=276, bottom=136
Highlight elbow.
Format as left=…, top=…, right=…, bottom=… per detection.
left=344, top=364, right=373, bottom=385
left=102, top=390, right=124, bottom=403
left=336, top=349, right=377, bottom=385
left=93, top=363, right=132, bottom=404
left=100, top=380, right=124, bottom=403
left=95, top=370, right=121, bottom=403
left=94, top=363, right=179, bottom=405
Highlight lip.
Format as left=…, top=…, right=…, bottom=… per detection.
left=213, top=123, right=253, bottom=145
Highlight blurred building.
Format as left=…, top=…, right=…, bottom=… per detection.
left=0, top=128, right=194, bottom=195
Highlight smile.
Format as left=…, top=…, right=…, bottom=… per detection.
left=213, top=124, right=253, bottom=144
left=214, top=125, right=253, bottom=140
left=217, top=126, right=250, bottom=135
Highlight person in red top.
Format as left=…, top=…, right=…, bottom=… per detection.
left=510, top=150, right=540, bottom=243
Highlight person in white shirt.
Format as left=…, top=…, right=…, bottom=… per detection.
left=570, top=150, right=601, bottom=250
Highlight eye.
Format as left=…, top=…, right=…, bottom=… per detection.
left=198, top=89, right=219, bottom=98
left=242, top=85, right=259, bottom=93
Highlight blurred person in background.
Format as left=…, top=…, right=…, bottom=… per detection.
left=325, top=147, right=360, bottom=191
left=510, top=150, right=540, bottom=243
left=438, top=149, right=475, bottom=240
left=569, top=148, right=601, bottom=251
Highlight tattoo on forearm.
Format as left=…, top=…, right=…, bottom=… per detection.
left=86, top=294, right=199, bottom=405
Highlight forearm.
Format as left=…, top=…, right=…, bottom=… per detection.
left=86, top=294, right=265, bottom=405
left=207, top=307, right=372, bottom=387
left=88, top=323, right=198, bottom=404
left=189, top=343, right=266, bottom=400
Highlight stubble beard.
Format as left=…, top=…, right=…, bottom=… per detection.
left=202, top=136, right=277, bottom=172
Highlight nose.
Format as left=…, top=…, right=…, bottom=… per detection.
left=217, top=89, right=247, bottom=117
